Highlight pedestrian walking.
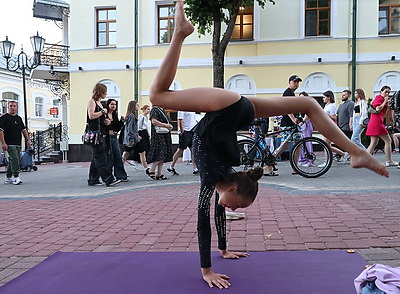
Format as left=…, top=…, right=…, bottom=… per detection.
left=0, top=101, right=30, bottom=185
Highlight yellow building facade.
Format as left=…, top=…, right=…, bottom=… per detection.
left=67, top=0, right=400, bottom=160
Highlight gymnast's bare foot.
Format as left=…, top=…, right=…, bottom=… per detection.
left=350, top=150, right=389, bottom=177
left=174, top=0, right=194, bottom=38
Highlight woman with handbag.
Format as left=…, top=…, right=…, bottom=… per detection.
left=366, top=86, right=398, bottom=167
left=105, top=99, right=128, bottom=182
left=149, top=1, right=389, bottom=289
left=122, top=101, right=149, bottom=174
left=86, top=83, right=120, bottom=187
left=146, top=106, right=173, bottom=180
left=351, top=89, right=368, bottom=149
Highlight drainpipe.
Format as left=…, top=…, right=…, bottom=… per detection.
left=351, top=0, right=357, bottom=99
left=134, top=0, right=139, bottom=101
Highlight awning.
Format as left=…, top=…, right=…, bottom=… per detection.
left=30, top=65, right=69, bottom=81
left=33, top=0, right=70, bottom=21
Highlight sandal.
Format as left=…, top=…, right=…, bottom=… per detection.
left=156, top=174, right=169, bottom=180
left=148, top=171, right=156, bottom=179
left=264, top=171, right=279, bottom=177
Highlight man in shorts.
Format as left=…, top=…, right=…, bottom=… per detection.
left=167, top=111, right=198, bottom=175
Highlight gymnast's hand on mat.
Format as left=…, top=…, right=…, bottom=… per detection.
left=201, top=267, right=231, bottom=289
left=220, top=249, right=250, bottom=259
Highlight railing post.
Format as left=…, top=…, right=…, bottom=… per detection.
left=35, top=130, right=40, bottom=162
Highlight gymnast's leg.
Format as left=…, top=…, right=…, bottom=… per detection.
left=149, top=0, right=240, bottom=113
left=248, top=96, right=389, bottom=177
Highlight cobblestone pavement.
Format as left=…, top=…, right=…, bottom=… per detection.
left=0, top=153, right=400, bottom=286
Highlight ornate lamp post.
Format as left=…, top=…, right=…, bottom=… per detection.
left=1, top=98, right=7, bottom=115
left=0, top=32, right=45, bottom=129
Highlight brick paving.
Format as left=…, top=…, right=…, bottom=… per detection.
left=0, top=153, right=400, bottom=286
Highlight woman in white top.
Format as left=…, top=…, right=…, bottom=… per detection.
left=351, top=89, right=368, bottom=149
left=138, top=105, right=151, bottom=155
left=323, top=90, right=345, bottom=159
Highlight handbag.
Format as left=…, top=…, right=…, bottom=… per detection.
left=155, top=125, right=170, bottom=134
left=82, top=118, right=102, bottom=145
left=368, top=105, right=380, bottom=114
left=0, top=151, right=8, bottom=167
left=154, top=107, right=171, bottom=134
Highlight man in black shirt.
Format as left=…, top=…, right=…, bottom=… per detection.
left=0, top=101, right=31, bottom=185
left=281, top=75, right=302, bottom=127
left=279, top=75, right=303, bottom=174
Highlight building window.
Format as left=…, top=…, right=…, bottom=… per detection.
left=96, top=8, right=117, bottom=47
left=35, top=97, right=44, bottom=117
left=379, top=0, right=400, bottom=35
left=231, top=6, right=254, bottom=40
left=305, top=0, right=331, bottom=36
left=1, top=92, right=19, bottom=115
left=158, top=5, right=175, bottom=44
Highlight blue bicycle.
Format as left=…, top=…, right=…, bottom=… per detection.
left=237, top=122, right=333, bottom=178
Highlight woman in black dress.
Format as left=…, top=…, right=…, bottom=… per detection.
left=146, top=106, right=173, bottom=180
left=149, top=1, right=388, bottom=289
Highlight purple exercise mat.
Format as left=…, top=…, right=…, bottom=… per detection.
left=0, top=251, right=366, bottom=294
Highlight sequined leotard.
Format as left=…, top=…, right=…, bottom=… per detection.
left=192, top=96, right=254, bottom=268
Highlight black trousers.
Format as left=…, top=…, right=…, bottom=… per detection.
left=88, top=141, right=114, bottom=185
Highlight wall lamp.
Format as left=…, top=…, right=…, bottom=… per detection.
left=125, top=64, right=130, bottom=69
left=317, top=57, right=322, bottom=63
left=391, top=55, right=396, bottom=61
left=78, top=66, right=83, bottom=71
left=239, top=60, right=243, bottom=65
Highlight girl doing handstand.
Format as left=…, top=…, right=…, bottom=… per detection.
left=149, top=0, right=389, bottom=289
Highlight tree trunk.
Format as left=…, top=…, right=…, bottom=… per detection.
left=211, top=1, right=240, bottom=88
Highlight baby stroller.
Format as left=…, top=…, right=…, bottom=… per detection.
left=20, top=148, right=38, bottom=172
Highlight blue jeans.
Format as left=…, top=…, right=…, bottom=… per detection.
left=107, top=135, right=127, bottom=180
left=6, top=145, right=21, bottom=178
left=351, top=116, right=366, bottom=149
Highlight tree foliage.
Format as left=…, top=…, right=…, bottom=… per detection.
left=183, top=0, right=275, bottom=88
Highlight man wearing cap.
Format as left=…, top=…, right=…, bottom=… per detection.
left=279, top=75, right=303, bottom=174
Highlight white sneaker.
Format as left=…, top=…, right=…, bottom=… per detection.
left=4, top=177, right=12, bottom=184
left=318, top=162, right=327, bottom=168
left=342, top=152, right=350, bottom=164
left=385, top=161, right=398, bottom=167
left=12, top=177, right=22, bottom=185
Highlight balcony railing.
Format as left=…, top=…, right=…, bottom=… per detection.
left=41, top=43, right=69, bottom=67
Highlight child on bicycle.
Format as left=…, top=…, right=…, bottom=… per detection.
left=149, top=0, right=389, bottom=289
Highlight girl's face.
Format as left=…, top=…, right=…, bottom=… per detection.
left=381, top=89, right=391, bottom=98
left=323, top=96, right=330, bottom=103
left=135, top=103, right=140, bottom=111
left=144, top=107, right=150, bottom=114
left=217, top=186, right=252, bottom=212
left=354, top=91, right=359, bottom=99
left=109, top=101, right=117, bottom=111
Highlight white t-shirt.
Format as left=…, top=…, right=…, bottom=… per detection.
left=178, top=111, right=197, bottom=131
left=324, top=103, right=337, bottom=116
left=138, top=114, right=150, bottom=131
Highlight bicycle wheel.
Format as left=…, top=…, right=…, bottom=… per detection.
left=290, top=137, right=333, bottom=178
left=237, top=139, right=264, bottom=170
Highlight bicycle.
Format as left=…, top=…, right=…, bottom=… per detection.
left=237, top=121, right=333, bottom=178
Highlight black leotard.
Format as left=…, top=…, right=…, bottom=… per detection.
left=192, top=96, right=254, bottom=268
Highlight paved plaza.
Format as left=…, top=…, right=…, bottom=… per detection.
left=0, top=153, right=400, bottom=286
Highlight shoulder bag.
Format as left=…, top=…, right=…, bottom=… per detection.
left=154, top=107, right=170, bottom=134
left=368, top=105, right=380, bottom=114
left=82, top=118, right=102, bottom=145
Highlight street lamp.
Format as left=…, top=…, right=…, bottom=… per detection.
left=1, top=98, right=7, bottom=115
left=0, top=32, right=45, bottom=129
